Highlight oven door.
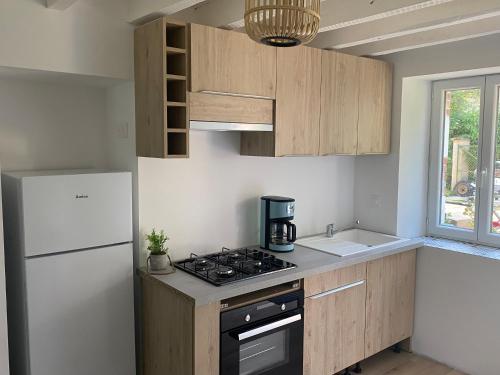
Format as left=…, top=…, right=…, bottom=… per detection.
left=220, top=309, right=303, bottom=375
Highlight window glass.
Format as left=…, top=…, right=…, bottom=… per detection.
left=491, top=87, right=500, bottom=234
left=439, top=89, right=481, bottom=230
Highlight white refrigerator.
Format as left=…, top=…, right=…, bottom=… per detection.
left=2, top=170, right=135, bottom=375
left=0, top=168, right=10, bottom=375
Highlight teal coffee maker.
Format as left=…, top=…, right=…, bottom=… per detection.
left=260, top=196, right=297, bottom=252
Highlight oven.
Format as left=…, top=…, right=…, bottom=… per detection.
left=220, top=284, right=304, bottom=375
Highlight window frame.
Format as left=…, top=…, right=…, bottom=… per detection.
left=478, top=75, right=500, bottom=246
left=428, top=76, right=486, bottom=242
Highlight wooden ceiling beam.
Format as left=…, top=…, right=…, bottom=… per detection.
left=178, top=0, right=445, bottom=30
left=317, top=0, right=453, bottom=33
left=341, top=14, right=500, bottom=56
left=311, top=0, right=500, bottom=49
left=172, top=0, right=244, bottom=26
left=128, top=0, right=207, bottom=24
left=46, top=0, right=78, bottom=10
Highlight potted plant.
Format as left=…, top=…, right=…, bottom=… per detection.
left=146, top=229, right=174, bottom=274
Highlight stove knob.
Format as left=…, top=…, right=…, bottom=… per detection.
left=281, top=304, right=286, bottom=311
left=245, top=314, right=251, bottom=322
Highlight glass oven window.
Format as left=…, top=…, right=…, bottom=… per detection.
left=239, top=330, right=289, bottom=375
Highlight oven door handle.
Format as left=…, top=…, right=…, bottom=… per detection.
left=237, top=314, right=302, bottom=341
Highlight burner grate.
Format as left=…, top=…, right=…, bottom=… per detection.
left=174, top=247, right=296, bottom=286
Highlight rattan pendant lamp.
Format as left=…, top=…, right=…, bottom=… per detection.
left=244, top=0, right=321, bottom=47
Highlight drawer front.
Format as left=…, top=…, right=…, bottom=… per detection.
left=189, top=92, right=273, bottom=124
left=303, top=280, right=366, bottom=375
left=304, top=262, right=366, bottom=297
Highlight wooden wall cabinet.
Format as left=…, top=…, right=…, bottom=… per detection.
left=365, top=250, right=416, bottom=358
left=357, top=57, right=393, bottom=155
left=241, top=46, right=321, bottom=157
left=134, top=18, right=189, bottom=158
left=190, top=23, right=276, bottom=99
left=135, top=21, right=392, bottom=159
left=320, top=50, right=360, bottom=155
left=304, top=264, right=367, bottom=375
left=319, top=50, right=392, bottom=156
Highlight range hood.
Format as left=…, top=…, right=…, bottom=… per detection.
left=189, top=121, right=273, bottom=132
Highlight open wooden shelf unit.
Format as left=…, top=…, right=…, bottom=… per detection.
left=135, top=18, right=189, bottom=158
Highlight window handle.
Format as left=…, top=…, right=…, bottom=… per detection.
left=479, top=168, right=488, bottom=188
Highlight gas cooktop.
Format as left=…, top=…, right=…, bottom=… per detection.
left=174, top=247, right=297, bottom=286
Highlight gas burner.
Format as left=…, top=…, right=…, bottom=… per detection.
left=220, top=252, right=245, bottom=265
left=193, top=258, right=215, bottom=271
left=251, top=260, right=263, bottom=268
left=215, top=266, right=236, bottom=278
left=175, top=247, right=297, bottom=286
left=227, top=252, right=244, bottom=260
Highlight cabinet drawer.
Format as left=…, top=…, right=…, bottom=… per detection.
left=304, top=263, right=366, bottom=297
left=189, top=92, right=273, bottom=124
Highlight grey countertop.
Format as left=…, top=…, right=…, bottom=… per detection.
left=146, top=238, right=423, bottom=306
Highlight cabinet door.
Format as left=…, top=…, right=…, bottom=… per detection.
left=357, top=58, right=392, bottom=154
left=190, top=23, right=276, bottom=99
left=275, top=46, right=321, bottom=156
left=304, top=281, right=366, bottom=375
left=365, top=250, right=416, bottom=357
left=320, top=51, right=360, bottom=155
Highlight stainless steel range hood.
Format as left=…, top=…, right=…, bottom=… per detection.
left=189, top=121, right=273, bottom=132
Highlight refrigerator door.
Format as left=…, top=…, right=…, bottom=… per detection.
left=21, top=172, right=132, bottom=257
left=25, top=243, right=135, bottom=375
left=0, top=170, right=10, bottom=374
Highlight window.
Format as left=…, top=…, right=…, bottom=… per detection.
left=428, top=75, right=500, bottom=246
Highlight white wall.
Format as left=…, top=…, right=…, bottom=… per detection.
left=0, top=77, right=109, bottom=171
left=138, top=132, right=355, bottom=262
left=0, top=171, right=9, bottom=375
left=353, top=34, right=500, bottom=374
left=396, top=79, right=431, bottom=238
left=413, top=248, right=500, bottom=375
left=0, top=0, right=133, bottom=80
left=355, top=33, right=500, bottom=236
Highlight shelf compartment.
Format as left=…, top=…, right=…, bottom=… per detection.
left=166, top=53, right=187, bottom=76
left=166, top=101, right=186, bottom=107
left=167, top=132, right=188, bottom=156
left=166, top=80, right=187, bottom=103
left=166, top=23, right=186, bottom=49
left=167, top=106, right=187, bottom=129
left=166, top=74, right=186, bottom=81
left=166, top=46, right=186, bottom=55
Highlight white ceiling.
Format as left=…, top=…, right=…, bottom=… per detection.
left=125, top=0, right=500, bottom=56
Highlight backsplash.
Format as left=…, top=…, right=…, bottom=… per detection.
left=138, top=131, right=355, bottom=262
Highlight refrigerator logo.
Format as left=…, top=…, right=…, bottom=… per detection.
left=75, top=194, right=89, bottom=199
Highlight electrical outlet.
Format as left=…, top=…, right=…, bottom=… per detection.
left=370, top=193, right=382, bottom=208
left=114, top=122, right=129, bottom=139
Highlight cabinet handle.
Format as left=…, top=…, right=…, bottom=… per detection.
left=237, top=314, right=302, bottom=341
left=310, top=280, right=365, bottom=299
left=279, top=154, right=317, bottom=157
left=200, top=90, right=273, bottom=100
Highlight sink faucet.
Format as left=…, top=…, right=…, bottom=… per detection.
left=326, top=223, right=338, bottom=238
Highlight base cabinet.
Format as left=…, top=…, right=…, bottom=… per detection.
left=303, top=280, right=366, bottom=375
left=142, top=275, right=219, bottom=375
left=303, top=250, right=417, bottom=374
left=365, top=250, right=416, bottom=357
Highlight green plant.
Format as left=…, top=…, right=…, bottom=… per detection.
left=146, top=229, right=169, bottom=255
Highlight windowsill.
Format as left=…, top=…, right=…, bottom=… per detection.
left=421, top=236, right=500, bottom=261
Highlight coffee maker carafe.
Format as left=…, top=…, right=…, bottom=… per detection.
left=260, top=196, right=297, bottom=252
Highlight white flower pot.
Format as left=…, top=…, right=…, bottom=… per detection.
left=147, top=254, right=174, bottom=274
